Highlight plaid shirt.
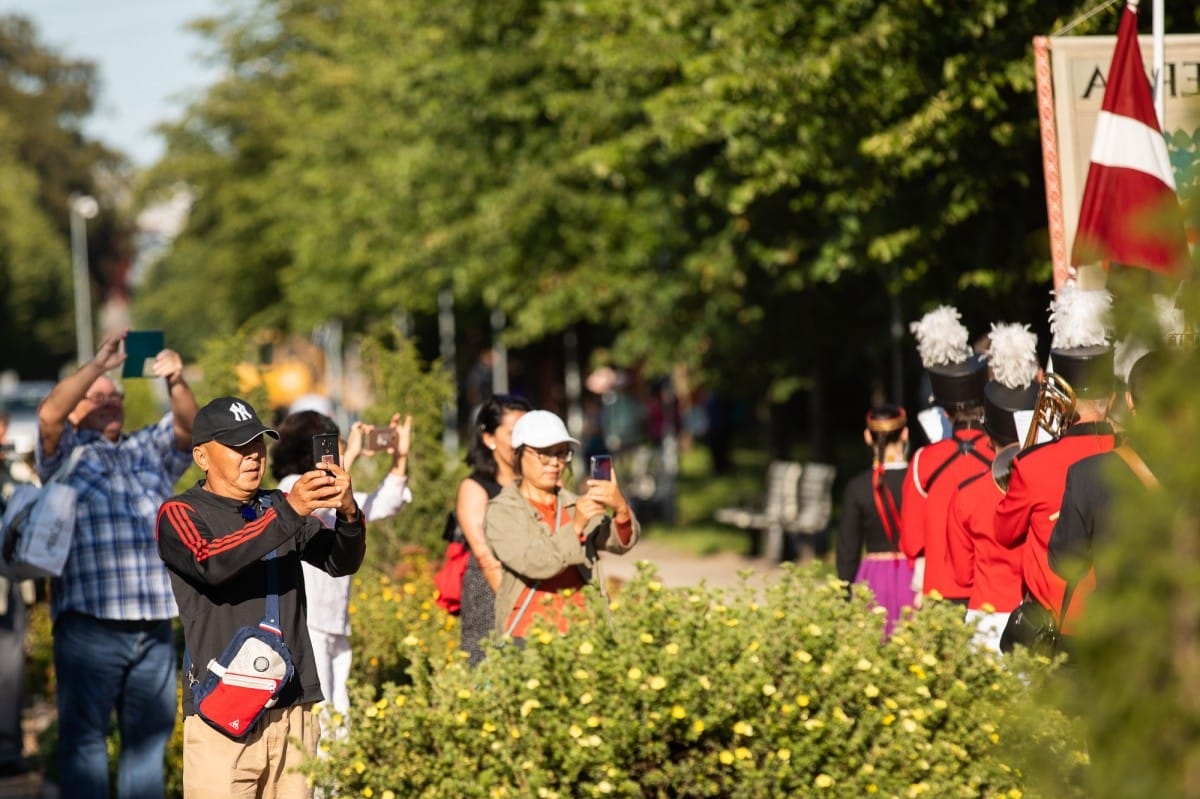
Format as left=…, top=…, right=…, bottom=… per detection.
left=38, top=414, right=192, bottom=621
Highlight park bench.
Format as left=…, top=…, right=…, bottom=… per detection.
left=714, top=460, right=836, bottom=562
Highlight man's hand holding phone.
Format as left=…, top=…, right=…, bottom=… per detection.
left=285, top=434, right=357, bottom=519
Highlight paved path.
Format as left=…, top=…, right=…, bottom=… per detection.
left=601, top=537, right=788, bottom=591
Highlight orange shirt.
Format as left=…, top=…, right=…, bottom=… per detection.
left=505, top=497, right=586, bottom=637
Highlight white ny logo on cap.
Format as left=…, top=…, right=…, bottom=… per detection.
left=229, top=401, right=253, bottom=422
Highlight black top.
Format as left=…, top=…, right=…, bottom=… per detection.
left=1048, top=443, right=1155, bottom=588
left=837, top=465, right=906, bottom=582
left=157, top=483, right=365, bottom=714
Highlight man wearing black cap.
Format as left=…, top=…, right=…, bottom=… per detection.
left=157, top=396, right=363, bottom=799
left=995, top=286, right=1117, bottom=637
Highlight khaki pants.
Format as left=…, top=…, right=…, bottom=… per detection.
left=183, top=703, right=321, bottom=799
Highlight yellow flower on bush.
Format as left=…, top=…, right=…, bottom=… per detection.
left=665, top=642, right=679, bottom=656
left=382, top=792, right=395, bottom=799
left=520, top=699, right=541, bottom=717
left=647, top=580, right=662, bottom=592
left=864, top=684, right=880, bottom=698
left=671, top=705, right=686, bottom=719
left=882, top=714, right=896, bottom=726
left=814, top=774, right=834, bottom=788
left=579, top=692, right=594, bottom=705
left=649, top=676, right=667, bottom=691
left=734, top=747, right=752, bottom=760
left=794, top=650, right=813, bottom=663
left=536, top=631, right=553, bottom=645
left=362, top=788, right=373, bottom=797
left=762, top=683, right=776, bottom=696
left=578, top=641, right=594, bottom=655
left=482, top=721, right=497, bottom=733
left=640, top=632, right=655, bottom=644
left=693, top=719, right=706, bottom=734
left=777, top=748, right=791, bottom=761
left=354, top=761, right=366, bottom=774
left=627, top=667, right=643, bottom=681
left=806, top=623, right=822, bottom=636
left=569, top=724, right=583, bottom=738
left=586, top=715, right=601, bottom=728
left=719, top=751, right=735, bottom=765
left=855, top=658, right=872, bottom=671
left=402, top=634, right=420, bottom=647
left=457, top=688, right=472, bottom=700
left=573, top=669, right=590, bottom=681
left=525, top=678, right=540, bottom=690
left=797, top=694, right=810, bottom=707
left=733, top=721, right=753, bottom=736
left=698, top=675, right=711, bottom=690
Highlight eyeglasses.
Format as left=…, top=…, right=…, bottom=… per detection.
left=85, top=391, right=124, bottom=404
left=528, top=447, right=573, bottom=466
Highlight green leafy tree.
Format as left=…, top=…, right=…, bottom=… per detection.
left=139, top=0, right=1126, bottom=452
left=0, top=14, right=133, bottom=378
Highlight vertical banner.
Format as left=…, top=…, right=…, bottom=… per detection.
left=1036, top=32, right=1200, bottom=288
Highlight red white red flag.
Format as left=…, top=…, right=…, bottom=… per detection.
left=1070, top=0, right=1189, bottom=275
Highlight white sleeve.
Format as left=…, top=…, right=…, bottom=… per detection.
left=358, top=473, right=413, bottom=522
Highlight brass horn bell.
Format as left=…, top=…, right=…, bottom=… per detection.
left=1024, top=372, right=1076, bottom=450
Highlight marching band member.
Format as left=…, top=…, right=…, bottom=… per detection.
left=900, top=306, right=992, bottom=605
left=994, top=286, right=1118, bottom=641
left=946, top=323, right=1040, bottom=652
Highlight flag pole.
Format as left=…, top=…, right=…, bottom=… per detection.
left=1152, top=0, right=1165, bottom=127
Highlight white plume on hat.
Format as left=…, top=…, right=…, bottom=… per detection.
left=1049, top=285, right=1112, bottom=349
left=985, top=323, right=1039, bottom=389
left=1113, top=294, right=1185, bottom=382
left=910, top=305, right=972, bottom=368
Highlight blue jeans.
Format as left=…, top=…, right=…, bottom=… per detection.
left=53, top=612, right=177, bottom=799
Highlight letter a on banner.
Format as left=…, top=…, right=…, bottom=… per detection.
left=1071, top=0, right=1189, bottom=276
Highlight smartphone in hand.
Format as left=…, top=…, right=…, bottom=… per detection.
left=590, top=455, right=613, bottom=481
left=363, top=426, right=398, bottom=451
left=313, top=434, right=340, bottom=468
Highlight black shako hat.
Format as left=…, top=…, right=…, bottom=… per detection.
left=983, top=381, right=1039, bottom=446
left=928, top=357, right=988, bottom=409
left=191, top=396, right=279, bottom=447
left=1049, top=345, right=1115, bottom=400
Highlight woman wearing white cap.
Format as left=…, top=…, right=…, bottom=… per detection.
left=485, top=410, right=640, bottom=641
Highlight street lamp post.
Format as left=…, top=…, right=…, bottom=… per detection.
left=69, top=194, right=99, bottom=365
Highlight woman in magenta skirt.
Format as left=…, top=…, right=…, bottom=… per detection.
left=836, top=405, right=916, bottom=638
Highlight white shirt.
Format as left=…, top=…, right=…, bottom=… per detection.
left=278, top=471, right=412, bottom=635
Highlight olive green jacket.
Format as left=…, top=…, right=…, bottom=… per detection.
left=485, top=481, right=640, bottom=634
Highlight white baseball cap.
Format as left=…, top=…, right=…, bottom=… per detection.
left=511, top=410, right=579, bottom=449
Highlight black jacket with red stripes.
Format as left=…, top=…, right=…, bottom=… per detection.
left=157, top=482, right=365, bottom=715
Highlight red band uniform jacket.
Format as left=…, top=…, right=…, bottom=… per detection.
left=994, top=422, right=1114, bottom=626
left=946, top=471, right=1023, bottom=613
left=900, top=429, right=994, bottom=599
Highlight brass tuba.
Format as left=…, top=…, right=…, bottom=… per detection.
left=992, top=373, right=1077, bottom=492
left=1023, top=372, right=1076, bottom=450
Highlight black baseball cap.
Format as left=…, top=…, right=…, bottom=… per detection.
left=191, top=396, right=279, bottom=447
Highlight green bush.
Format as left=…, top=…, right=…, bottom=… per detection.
left=306, top=564, right=1085, bottom=798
